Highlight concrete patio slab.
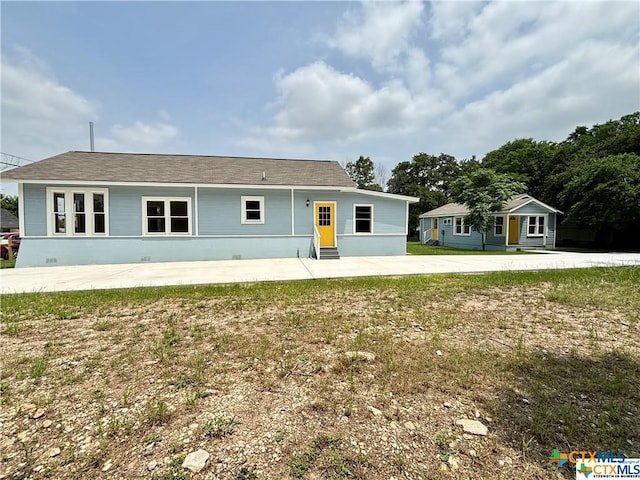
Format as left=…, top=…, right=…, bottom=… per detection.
left=1, top=252, right=638, bottom=294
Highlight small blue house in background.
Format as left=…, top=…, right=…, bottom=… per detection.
left=418, top=194, right=561, bottom=251
left=2, top=151, right=417, bottom=267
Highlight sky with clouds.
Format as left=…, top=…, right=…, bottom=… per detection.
left=1, top=0, right=638, bottom=181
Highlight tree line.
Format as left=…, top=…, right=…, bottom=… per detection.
left=345, top=112, right=640, bottom=248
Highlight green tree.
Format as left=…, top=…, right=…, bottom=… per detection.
left=451, top=169, right=526, bottom=250
left=344, top=156, right=382, bottom=191
left=387, top=153, right=461, bottom=236
left=0, top=194, right=18, bottom=216
left=545, top=112, right=640, bottom=209
left=482, top=138, right=558, bottom=201
left=559, top=154, right=640, bottom=248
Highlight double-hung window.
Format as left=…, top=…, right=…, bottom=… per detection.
left=241, top=196, right=264, bottom=224
left=142, top=197, right=191, bottom=235
left=527, top=216, right=545, bottom=236
left=454, top=216, right=471, bottom=235
left=494, top=216, right=505, bottom=236
left=353, top=205, right=373, bottom=234
left=48, top=188, right=108, bottom=236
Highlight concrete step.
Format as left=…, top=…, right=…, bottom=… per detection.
left=319, top=247, right=341, bottom=260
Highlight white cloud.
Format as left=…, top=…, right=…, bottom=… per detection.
left=1, top=47, right=98, bottom=160
left=0, top=48, right=181, bottom=160
left=427, top=1, right=485, bottom=42
left=439, top=40, right=639, bottom=155
left=110, top=121, right=179, bottom=147
left=242, top=61, right=434, bottom=150
left=242, top=0, right=639, bottom=161
left=435, top=1, right=640, bottom=100
left=328, top=1, right=425, bottom=72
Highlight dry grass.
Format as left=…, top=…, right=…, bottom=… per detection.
left=0, top=267, right=638, bottom=480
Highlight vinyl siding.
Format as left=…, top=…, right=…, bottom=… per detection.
left=485, top=215, right=507, bottom=247
left=22, top=184, right=47, bottom=236
left=198, top=188, right=291, bottom=235
left=511, top=203, right=554, bottom=215
left=336, top=193, right=405, bottom=234
left=109, top=185, right=196, bottom=236
left=517, top=213, right=556, bottom=248
left=293, top=191, right=407, bottom=236
left=434, top=216, right=482, bottom=249
left=420, top=216, right=482, bottom=250
left=421, top=213, right=556, bottom=250
left=16, top=184, right=411, bottom=266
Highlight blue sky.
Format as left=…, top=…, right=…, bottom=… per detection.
left=2, top=0, right=639, bottom=188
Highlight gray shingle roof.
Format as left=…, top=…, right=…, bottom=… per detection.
left=419, top=194, right=560, bottom=218
left=1, top=151, right=356, bottom=187
left=1, top=208, right=19, bottom=230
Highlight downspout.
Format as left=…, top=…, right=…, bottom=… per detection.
left=505, top=216, right=509, bottom=248
left=291, top=188, right=295, bottom=236
left=18, top=183, right=25, bottom=235
left=405, top=201, right=409, bottom=237
left=194, top=186, right=199, bottom=236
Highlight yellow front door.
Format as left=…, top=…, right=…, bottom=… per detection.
left=508, top=216, right=519, bottom=244
left=315, top=202, right=336, bottom=247
left=432, top=218, right=438, bottom=241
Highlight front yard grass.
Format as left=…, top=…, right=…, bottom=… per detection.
left=0, top=259, right=16, bottom=269
left=407, top=241, right=534, bottom=255
left=1, top=267, right=638, bottom=479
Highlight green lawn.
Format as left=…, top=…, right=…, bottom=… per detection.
left=407, top=241, right=533, bottom=255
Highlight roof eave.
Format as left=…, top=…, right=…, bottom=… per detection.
left=1, top=178, right=357, bottom=190
left=340, top=188, right=419, bottom=202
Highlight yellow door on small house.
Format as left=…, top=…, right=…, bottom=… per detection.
left=432, top=218, right=438, bottom=241
left=315, top=202, right=336, bottom=247
left=508, top=216, right=519, bottom=244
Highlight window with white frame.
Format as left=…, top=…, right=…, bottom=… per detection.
left=48, top=188, right=108, bottom=236
left=241, top=196, right=264, bottom=224
left=494, top=216, right=505, bottom=236
left=353, top=204, right=373, bottom=234
left=454, top=216, right=471, bottom=235
left=142, top=197, right=191, bottom=235
left=527, top=216, right=545, bottom=236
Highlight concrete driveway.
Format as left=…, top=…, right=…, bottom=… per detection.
left=1, top=251, right=639, bottom=294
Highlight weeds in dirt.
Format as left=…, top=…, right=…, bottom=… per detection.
left=235, top=464, right=259, bottom=480
left=145, top=398, right=171, bottom=425
left=204, top=415, right=239, bottom=439
left=152, top=455, right=189, bottom=480
left=30, top=356, right=47, bottom=380
left=0, top=267, right=638, bottom=480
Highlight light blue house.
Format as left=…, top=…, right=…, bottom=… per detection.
left=3, top=151, right=417, bottom=267
left=418, top=194, right=561, bottom=251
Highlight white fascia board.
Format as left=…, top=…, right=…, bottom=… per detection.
left=8, top=179, right=347, bottom=191
left=418, top=210, right=468, bottom=218
left=508, top=198, right=562, bottom=214
left=339, top=187, right=419, bottom=202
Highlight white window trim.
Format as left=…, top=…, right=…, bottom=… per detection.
left=241, top=196, right=265, bottom=225
left=46, top=187, right=109, bottom=237
left=353, top=204, right=374, bottom=234
left=494, top=216, right=505, bottom=237
left=453, top=216, right=471, bottom=236
left=527, top=215, right=545, bottom=237
left=142, top=197, right=192, bottom=236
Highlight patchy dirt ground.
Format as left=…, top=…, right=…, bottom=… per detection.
left=1, top=272, right=638, bottom=480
